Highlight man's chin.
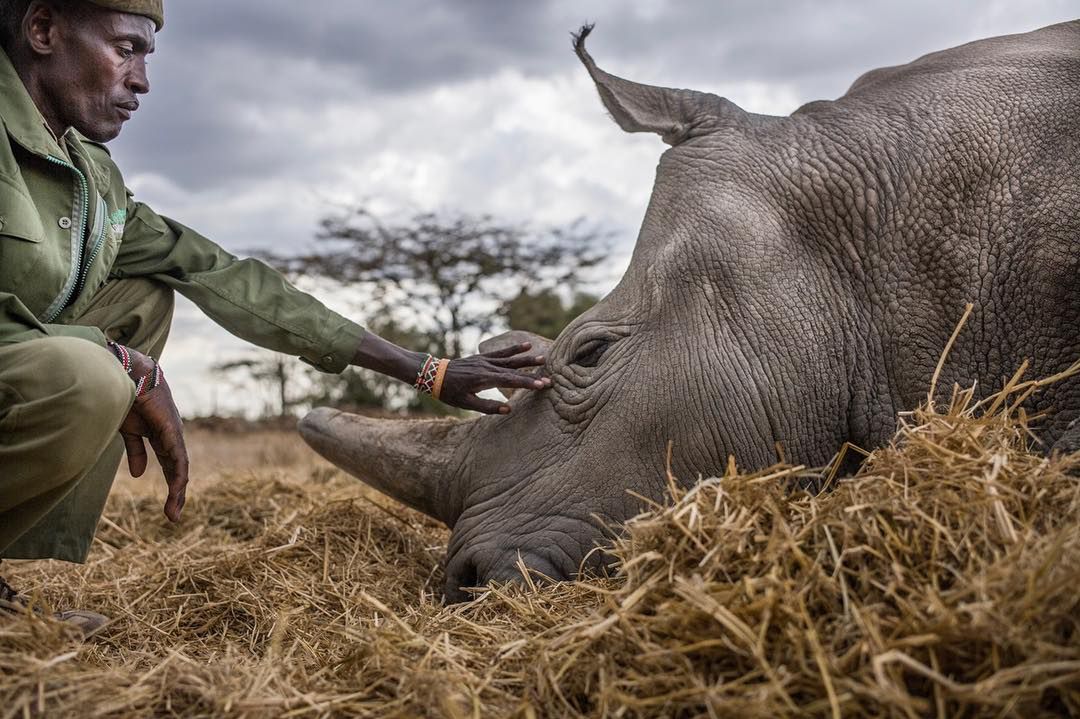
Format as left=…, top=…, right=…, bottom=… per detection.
left=74, top=122, right=123, bottom=144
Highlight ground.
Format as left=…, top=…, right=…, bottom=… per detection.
left=2, top=380, right=1079, bottom=718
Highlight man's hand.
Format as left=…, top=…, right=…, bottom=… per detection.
left=116, top=347, right=189, bottom=522
left=351, top=334, right=552, bottom=415
left=437, top=342, right=550, bottom=414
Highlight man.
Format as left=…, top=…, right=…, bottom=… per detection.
left=0, top=0, right=550, bottom=635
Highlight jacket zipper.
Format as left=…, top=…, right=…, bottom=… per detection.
left=42, top=154, right=90, bottom=323
left=76, top=199, right=108, bottom=299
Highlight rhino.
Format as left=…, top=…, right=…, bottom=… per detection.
left=300, top=21, right=1080, bottom=601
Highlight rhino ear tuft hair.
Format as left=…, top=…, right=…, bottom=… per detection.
left=573, top=24, right=752, bottom=146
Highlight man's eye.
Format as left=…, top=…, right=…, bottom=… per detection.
left=117, top=46, right=134, bottom=58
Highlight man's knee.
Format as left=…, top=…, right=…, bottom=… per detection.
left=17, top=338, right=134, bottom=476
left=52, top=337, right=133, bottom=422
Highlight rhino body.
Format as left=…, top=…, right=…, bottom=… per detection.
left=301, top=22, right=1080, bottom=601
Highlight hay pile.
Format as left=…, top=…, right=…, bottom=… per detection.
left=2, top=367, right=1079, bottom=718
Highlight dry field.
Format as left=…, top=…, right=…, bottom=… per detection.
left=3, top=368, right=1080, bottom=718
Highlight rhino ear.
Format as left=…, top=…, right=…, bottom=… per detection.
left=479, top=330, right=553, bottom=400
left=573, top=24, right=751, bottom=146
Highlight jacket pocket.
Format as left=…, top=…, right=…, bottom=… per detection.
left=0, top=186, right=55, bottom=316
left=0, top=186, right=45, bottom=243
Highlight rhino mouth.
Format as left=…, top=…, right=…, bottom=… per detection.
left=439, top=483, right=624, bottom=602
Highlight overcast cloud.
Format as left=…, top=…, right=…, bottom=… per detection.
left=107, top=1, right=1076, bottom=415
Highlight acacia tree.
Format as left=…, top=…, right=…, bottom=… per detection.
left=500, top=289, right=599, bottom=340
left=264, top=208, right=610, bottom=358
left=212, top=351, right=298, bottom=418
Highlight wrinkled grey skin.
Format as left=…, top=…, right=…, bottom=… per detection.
left=301, top=22, right=1080, bottom=601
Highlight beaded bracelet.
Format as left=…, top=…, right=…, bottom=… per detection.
left=106, top=340, right=132, bottom=373
left=107, top=340, right=165, bottom=397
left=431, top=359, right=449, bottom=400
left=414, top=354, right=450, bottom=400
left=134, top=362, right=164, bottom=398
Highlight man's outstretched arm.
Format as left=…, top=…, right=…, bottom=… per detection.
left=112, top=199, right=549, bottom=413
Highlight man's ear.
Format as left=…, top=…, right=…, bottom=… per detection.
left=23, top=1, right=59, bottom=56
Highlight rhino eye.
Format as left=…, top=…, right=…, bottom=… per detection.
left=571, top=339, right=611, bottom=368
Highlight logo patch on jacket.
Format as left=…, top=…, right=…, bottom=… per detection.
left=109, top=208, right=127, bottom=238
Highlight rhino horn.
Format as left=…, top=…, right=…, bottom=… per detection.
left=298, top=408, right=468, bottom=525
left=573, top=24, right=753, bottom=145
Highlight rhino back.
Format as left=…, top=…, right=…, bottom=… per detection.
left=767, top=20, right=1080, bottom=444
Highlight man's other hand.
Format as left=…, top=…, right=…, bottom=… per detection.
left=117, top=347, right=189, bottom=522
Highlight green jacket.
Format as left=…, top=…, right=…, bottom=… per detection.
left=0, top=48, right=363, bottom=373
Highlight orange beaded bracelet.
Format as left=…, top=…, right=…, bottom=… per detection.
left=431, top=359, right=450, bottom=400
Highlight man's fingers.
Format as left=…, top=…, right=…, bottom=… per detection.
left=163, top=483, right=186, bottom=523
left=122, top=432, right=148, bottom=477
left=159, top=437, right=190, bottom=523
left=451, top=392, right=509, bottom=414
left=161, top=456, right=189, bottom=522
left=499, top=371, right=553, bottom=390
left=479, top=342, right=532, bottom=360
left=147, top=421, right=190, bottom=523
left=497, top=354, right=546, bottom=369
left=460, top=394, right=511, bottom=415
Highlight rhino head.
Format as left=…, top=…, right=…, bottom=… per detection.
left=301, top=23, right=1080, bottom=601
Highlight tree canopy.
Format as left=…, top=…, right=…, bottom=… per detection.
left=264, top=208, right=610, bottom=357
left=229, top=207, right=614, bottom=417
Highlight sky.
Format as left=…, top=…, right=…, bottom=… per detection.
left=106, top=0, right=1077, bottom=416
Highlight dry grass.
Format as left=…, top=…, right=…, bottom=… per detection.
left=3, top=365, right=1079, bottom=718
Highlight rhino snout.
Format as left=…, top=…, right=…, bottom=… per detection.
left=442, top=516, right=617, bottom=603
left=443, top=550, right=566, bottom=603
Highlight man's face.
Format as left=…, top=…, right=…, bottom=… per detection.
left=41, top=6, right=155, bottom=142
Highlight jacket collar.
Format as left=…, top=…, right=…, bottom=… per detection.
left=0, top=47, right=68, bottom=159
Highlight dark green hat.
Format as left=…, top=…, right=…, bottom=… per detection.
left=85, top=0, right=163, bottom=30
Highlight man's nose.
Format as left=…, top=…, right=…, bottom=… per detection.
left=128, top=58, right=150, bottom=95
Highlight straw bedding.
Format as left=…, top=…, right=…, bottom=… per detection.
left=2, top=365, right=1079, bottom=718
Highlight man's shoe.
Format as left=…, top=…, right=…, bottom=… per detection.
left=0, top=572, right=23, bottom=611
left=54, top=609, right=110, bottom=637
left=1, top=571, right=109, bottom=638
